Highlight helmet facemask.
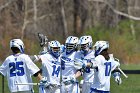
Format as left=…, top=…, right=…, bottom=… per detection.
left=48, top=40, right=61, bottom=58
left=50, top=47, right=60, bottom=58
left=79, top=43, right=90, bottom=55
left=78, top=35, right=93, bottom=55
left=65, top=36, right=78, bottom=55
left=65, top=43, right=76, bottom=54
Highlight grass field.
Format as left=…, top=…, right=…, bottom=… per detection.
left=0, top=64, right=140, bottom=93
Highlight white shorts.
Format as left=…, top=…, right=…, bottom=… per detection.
left=64, top=82, right=80, bottom=93
left=82, top=82, right=93, bottom=93
left=39, top=85, right=64, bottom=93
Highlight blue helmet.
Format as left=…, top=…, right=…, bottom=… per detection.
left=94, top=41, right=109, bottom=56
left=65, top=36, right=79, bottom=55
left=78, top=36, right=93, bottom=55
left=48, top=40, right=61, bottom=58
left=10, top=39, right=25, bottom=53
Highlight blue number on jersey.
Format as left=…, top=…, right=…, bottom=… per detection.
left=61, top=59, right=65, bottom=70
left=52, top=65, right=60, bottom=77
left=9, top=61, right=25, bottom=77
left=84, top=59, right=91, bottom=73
left=104, top=62, right=111, bottom=76
left=85, top=67, right=90, bottom=73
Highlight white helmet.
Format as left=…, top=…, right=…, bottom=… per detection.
left=65, top=36, right=79, bottom=54
left=94, top=41, right=109, bottom=56
left=10, top=39, right=24, bottom=53
left=78, top=35, right=93, bottom=54
left=48, top=40, right=61, bottom=58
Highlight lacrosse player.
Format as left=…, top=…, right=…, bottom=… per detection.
left=77, top=41, right=122, bottom=93
left=74, top=35, right=95, bottom=93
left=0, top=39, right=42, bottom=93
left=39, top=40, right=65, bottom=93
left=60, top=36, right=80, bottom=93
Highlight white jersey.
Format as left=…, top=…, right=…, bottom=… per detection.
left=75, top=50, right=95, bottom=82
left=40, top=53, right=61, bottom=85
left=0, top=54, right=40, bottom=92
left=61, top=51, right=80, bottom=93
left=91, top=54, right=120, bottom=92
left=61, top=51, right=77, bottom=76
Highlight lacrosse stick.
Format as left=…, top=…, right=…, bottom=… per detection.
left=38, top=33, right=48, bottom=54
left=118, top=67, right=128, bottom=78
left=38, top=33, right=48, bottom=47
left=15, top=83, right=40, bottom=85
left=15, top=83, right=60, bottom=88
left=114, top=58, right=128, bottom=78
left=15, top=83, right=60, bottom=93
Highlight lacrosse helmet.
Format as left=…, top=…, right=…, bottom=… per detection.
left=78, top=35, right=93, bottom=55
left=48, top=40, right=61, bottom=58
left=65, top=36, right=79, bottom=54
left=10, top=39, right=25, bottom=53
left=94, top=41, right=109, bottom=56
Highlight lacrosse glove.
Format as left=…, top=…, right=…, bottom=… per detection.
left=40, top=77, right=50, bottom=88
left=113, top=72, right=122, bottom=85
left=62, top=76, right=76, bottom=85
left=74, top=58, right=87, bottom=69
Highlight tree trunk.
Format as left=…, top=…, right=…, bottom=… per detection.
left=60, top=0, right=68, bottom=38
left=73, top=0, right=81, bottom=35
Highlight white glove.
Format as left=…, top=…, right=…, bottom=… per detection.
left=113, top=72, right=122, bottom=85
left=74, top=59, right=87, bottom=69
left=40, top=77, right=50, bottom=88
left=114, top=58, right=120, bottom=67
left=62, top=76, right=76, bottom=85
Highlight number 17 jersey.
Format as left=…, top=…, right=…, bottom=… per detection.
left=92, top=54, right=120, bottom=91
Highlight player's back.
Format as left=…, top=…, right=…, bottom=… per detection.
left=1, top=54, right=39, bottom=92
left=92, top=54, right=119, bottom=91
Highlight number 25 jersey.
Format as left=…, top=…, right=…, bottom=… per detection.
left=0, top=54, right=40, bottom=92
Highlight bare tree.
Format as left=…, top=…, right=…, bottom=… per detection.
left=60, top=0, right=68, bottom=38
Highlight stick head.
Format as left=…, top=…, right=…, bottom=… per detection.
left=38, top=33, right=48, bottom=47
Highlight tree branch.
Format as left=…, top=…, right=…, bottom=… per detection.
left=89, top=0, right=140, bottom=20
left=0, top=0, right=16, bottom=11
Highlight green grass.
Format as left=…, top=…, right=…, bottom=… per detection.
left=111, top=74, right=140, bottom=93
left=0, top=64, right=140, bottom=93
left=120, top=64, right=140, bottom=70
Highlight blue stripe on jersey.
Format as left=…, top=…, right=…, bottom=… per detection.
left=76, top=82, right=79, bottom=93
left=90, top=88, right=110, bottom=93
left=41, top=86, right=45, bottom=93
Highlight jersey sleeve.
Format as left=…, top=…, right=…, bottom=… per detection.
left=111, top=60, right=120, bottom=71
left=25, top=55, right=40, bottom=76
left=94, top=55, right=103, bottom=67
left=0, top=58, right=9, bottom=76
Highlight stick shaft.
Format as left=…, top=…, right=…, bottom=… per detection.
left=118, top=68, right=128, bottom=78
left=15, top=83, right=40, bottom=85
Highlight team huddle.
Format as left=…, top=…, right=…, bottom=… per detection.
left=0, top=35, right=123, bottom=93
